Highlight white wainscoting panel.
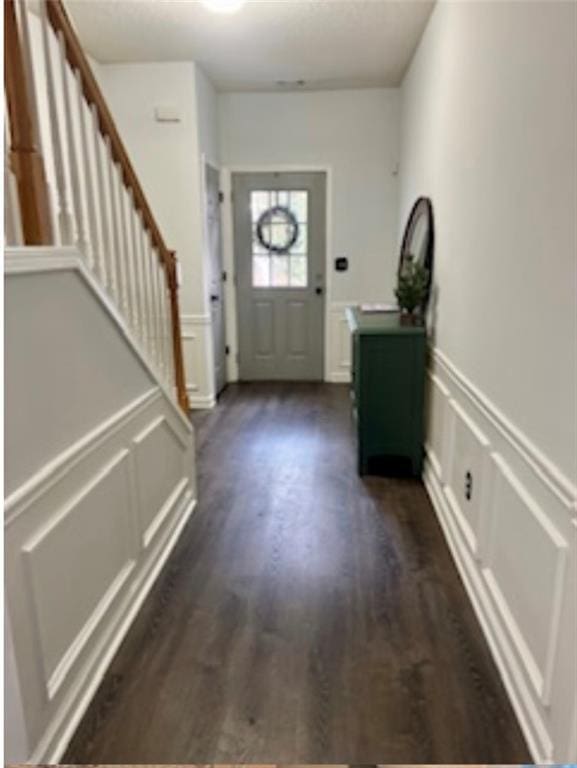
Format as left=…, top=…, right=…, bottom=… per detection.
left=5, top=388, right=197, bottom=763
left=181, top=313, right=216, bottom=408
left=423, top=347, right=577, bottom=763
left=22, top=449, right=136, bottom=701
left=483, top=452, right=568, bottom=707
left=327, top=301, right=353, bottom=383
left=444, top=399, right=491, bottom=558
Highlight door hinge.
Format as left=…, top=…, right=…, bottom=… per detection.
left=218, top=190, right=225, bottom=203
left=222, top=270, right=227, bottom=282
left=225, top=345, right=230, bottom=356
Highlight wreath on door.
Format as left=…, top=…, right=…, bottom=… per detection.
left=256, top=205, right=300, bottom=254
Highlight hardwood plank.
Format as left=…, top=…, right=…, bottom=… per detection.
left=64, top=383, right=530, bottom=763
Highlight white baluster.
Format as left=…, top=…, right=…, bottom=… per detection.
left=136, top=217, right=149, bottom=355
left=126, top=190, right=142, bottom=335
left=91, top=105, right=111, bottom=291
left=131, top=205, right=147, bottom=346
left=57, top=32, right=87, bottom=253
left=4, top=114, right=23, bottom=246
left=140, top=224, right=156, bottom=364
left=147, top=240, right=161, bottom=369
left=124, top=186, right=139, bottom=332
left=40, top=2, right=72, bottom=243
left=123, top=188, right=136, bottom=329
left=114, top=164, right=131, bottom=321
left=105, top=138, right=122, bottom=304
left=4, top=168, right=22, bottom=246
left=159, top=265, right=173, bottom=387
left=148, top=238, right=161, bottom=367
left=75, top=70, right=98, bottom=273
left=151, top=249, right=165, bottom=377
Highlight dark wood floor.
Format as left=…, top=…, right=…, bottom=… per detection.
left=65, top=383, right=529, bottom=764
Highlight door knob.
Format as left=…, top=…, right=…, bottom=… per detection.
left=210, top=294, right=220, bottom=302
left=315, top=287, right=324, bottom=295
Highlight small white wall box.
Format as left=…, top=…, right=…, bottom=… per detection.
left=154, top=106, right=181, bottom=123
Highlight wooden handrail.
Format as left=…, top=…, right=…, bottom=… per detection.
left=4, top=0, right=52, bottom=245
left=45, top=0, right=169, bottom=263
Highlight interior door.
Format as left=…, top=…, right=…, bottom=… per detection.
left=205, top=163, right=227, bottom=396
left=233, top=171, right=326, bottom=381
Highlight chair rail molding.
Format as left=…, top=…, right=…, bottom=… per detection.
left=423, top=345, right=577, bottom=763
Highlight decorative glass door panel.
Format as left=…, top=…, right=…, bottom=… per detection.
left=250, top=190, right=309, bottom=288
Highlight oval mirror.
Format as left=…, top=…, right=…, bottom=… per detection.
left=399, top=196, right=434, bottom=311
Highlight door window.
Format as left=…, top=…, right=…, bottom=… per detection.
left=251, top=190, right=309, bottom=288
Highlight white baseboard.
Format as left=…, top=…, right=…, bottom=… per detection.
left=326, top=371, right=351, bottom=384
left=187, top=392, right=216, bottom=409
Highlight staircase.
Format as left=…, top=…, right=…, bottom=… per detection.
left=5, top=0, right=189, bottom=411
left=4, top=0, right=197, bottom=761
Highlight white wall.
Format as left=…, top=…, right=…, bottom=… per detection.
left=196, top=66, right=220, bottom=170
left=181, top=65, right=221, bottom=407
left=98, top=62, right=220, bottom=406
left=219, top=88, right=399, bottom=381
left=399, top=1, right=577, bottom=761
left=220, top=88, right=400, bottom=303
left=6, top=266, right=152, bottom=496
left=399, top=0, right=577, bottom=484
left=98, top=62, right=205, bottom=315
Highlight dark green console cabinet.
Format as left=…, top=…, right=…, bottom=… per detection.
left=346, top=307, right=426, bottom=477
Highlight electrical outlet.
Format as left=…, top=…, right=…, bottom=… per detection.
left=465, top=471, right=473, bottom=501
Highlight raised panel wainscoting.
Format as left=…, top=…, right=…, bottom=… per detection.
left=327, top=301, right=353, bottom=383
left=5, top=389, right=196, bottom=763
left=181, top=313, right=217, bottom=409
left=5, top=248, right=197, bottom=763
left=424, top=348, right=577, bottom=763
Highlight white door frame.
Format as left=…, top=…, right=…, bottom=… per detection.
left=220, top=164, right=334, bottom=383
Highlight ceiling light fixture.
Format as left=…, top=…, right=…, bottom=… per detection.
left=200, top=0, right=246, bottom=13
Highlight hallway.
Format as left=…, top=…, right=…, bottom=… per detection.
left=64, top=383, right=529, bottom=764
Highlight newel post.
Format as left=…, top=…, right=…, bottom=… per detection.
left=165, top=250, right=190, bottom=414
left=4, top=0, right=52, bottom=245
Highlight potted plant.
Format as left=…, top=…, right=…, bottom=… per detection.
left=395, top=254, right=429, bottom=325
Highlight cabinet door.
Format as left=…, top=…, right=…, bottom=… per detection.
left=360, top=335, right=424, bottom=456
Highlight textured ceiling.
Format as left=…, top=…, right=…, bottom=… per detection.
left=65, top=0, right=435, bottom=92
